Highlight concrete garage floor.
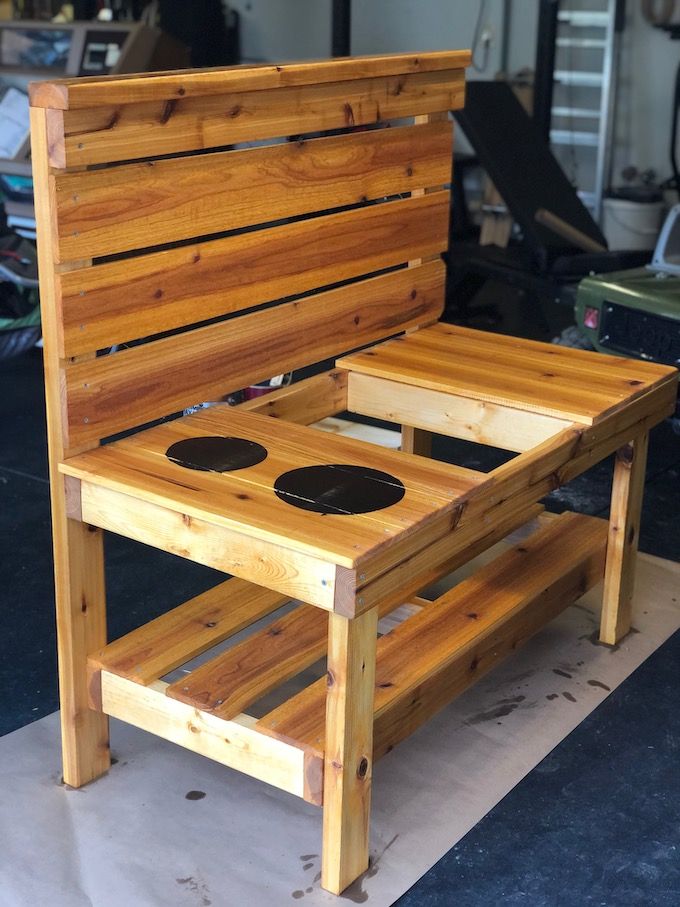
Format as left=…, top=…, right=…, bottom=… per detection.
left=1, top=309, right=679, bottom=905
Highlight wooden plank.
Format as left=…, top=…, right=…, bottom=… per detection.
left=370, top=514, right=607, bottom=761
left=61, top=403, right=481, bottom=578
left=78, top=480, right=346, bottom=609
left=322, top=608, right=378, bottom=895
left=421, top=323, right=675, bottom=385
left=53, top=121, right=453, bottom=262
left=58, top=191, right=450, bottom=357
left=63, top=260, right=446, bottom=449
left=339, top=337, right=633, bottom=424
left=58, top=69, right=465, bottom=168
left=339, top=323, right=677, bottom=424
left=258, top=513, right=607, bottom=755
left=29, top=50, right=472, bottom=110
left=100, top=672, right=323, bottom=805
left=31, top=105, right=110, bottom=788
left=166, top=604, right=328, bottom=719
left=238, top=369, right=348, bottom=425
left=349, top=372, right=573, bottom=452
left=88, top=578, right=289, bottom=693
left=404, top=324, right=670, bottom=398
left=600, top=433, right=649, bottom=645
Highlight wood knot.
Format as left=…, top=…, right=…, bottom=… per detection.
left=153, top=289, right=163, bottom=299
left=160, top=99, right=177, bottom=125
left=326, top=670, right=335, bottom=688
left=357, top=757, right=369, bottom=779
left=228, top=104, right=242, bottom=118
left=177, top=86, right=186, bottom=96
left=343, top=102, right=355, bottom=126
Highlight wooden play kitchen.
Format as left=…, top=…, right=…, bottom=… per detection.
left=30, top=52, right=677, bottom=895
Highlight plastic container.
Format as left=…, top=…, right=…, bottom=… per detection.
left=602, top=196, right=666, bottom=251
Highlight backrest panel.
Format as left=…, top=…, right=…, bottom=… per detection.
left=53, top=120, right=452, bottom=262
left=30, top=51, right=469, bottom=455
left=64, top=259, right=445, bottom=448
left=58, top=68, right=465, bottom=169
left=58, top=190, right=450, bottom=358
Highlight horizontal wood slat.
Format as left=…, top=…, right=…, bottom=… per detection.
left=338, top=321, right=677, bottom=425
left=55, top=69, right=464, bottom=169
left=238, top=369, right=349, bottom=425
left=63, top=259, right=446, bottom=448
left=100, top=673, right=323, bottom=804
left=87, top=577, right=289, bottom=693
left=30, top=50, right=472, bottom=110
left=257, top=512, right=607, bottom=753
left=166, top=605, right=329, bottom=719
left=347, top=372, right=572, bottom=452
left=58, top=191, right=450, bottom=357
left=53, top=121, right=453, bottom=262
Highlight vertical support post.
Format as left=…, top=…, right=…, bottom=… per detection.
left=31, top=105, right=110, bottom=786
left=401, top=425, right=432, bottom=457
left=322, top=607, right=378, bottom=895
left=600, top=433, right=649, bottom=645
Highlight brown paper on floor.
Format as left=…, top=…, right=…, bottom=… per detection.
left=1, top=547, right=678, bottom=907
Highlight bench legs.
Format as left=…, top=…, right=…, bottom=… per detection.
left=600, top=433, right=649, bottom=646
left=53, top=513, right=110, bottom=787
left=322, top=608, right=378, bottom=895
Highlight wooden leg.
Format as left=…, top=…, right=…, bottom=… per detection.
left=321, top=608, right=378, bottom=895
left=600, top=433, right=649, bottom=645
left=53, top=512, right=110, bottom=787
left=401, top=426, right=432, bottom=457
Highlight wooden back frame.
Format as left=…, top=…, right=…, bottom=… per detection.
left=30, top=51, right=470, bottom=463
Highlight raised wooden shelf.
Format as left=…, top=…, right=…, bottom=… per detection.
left=88, top=512, right=607, bottom=807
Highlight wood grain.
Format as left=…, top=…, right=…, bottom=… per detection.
left=88, top=578, right=289, bottom=691
left=258, top=512, right=607, bottom=754
left=63, top=260, right=446, bottom=448
left=100, top=673, right=322, bottom=803
left=600, top=433, right=649, bottom=645
left=30, top=50, right=472, bottom=109
left=57, top=69, right=464, bottom=168
left=349, top=372, right=572, bottom=452
left=339, top=322, right=677, bottom=424
left=58, top=191, right=449, bottom=357
left=31, top=105, right=110, bottom=788
left=53, top=121, right=453, bottom=261
left=166, top=604, right=328, bottom=719
left=322, top=608, right=378, bottom=894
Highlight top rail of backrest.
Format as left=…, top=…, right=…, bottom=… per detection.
left=29, top=50, right=470, bottom=169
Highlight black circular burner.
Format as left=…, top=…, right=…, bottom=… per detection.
left=274, top=464, right=405, bottom=515
left=166, top=436, right=267, bottom=472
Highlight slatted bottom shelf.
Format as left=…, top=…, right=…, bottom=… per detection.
left=88, top=511, right=608, bottom=807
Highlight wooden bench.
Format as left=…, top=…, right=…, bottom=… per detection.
left=30, top=52, right=678, bottom=895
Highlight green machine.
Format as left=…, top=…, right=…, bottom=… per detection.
left=575, top=205, right=680, bottom=426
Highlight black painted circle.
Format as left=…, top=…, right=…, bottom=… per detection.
left=274, top=464, right=405, bottom=515
left=166, top=436, right=267, bottom=472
